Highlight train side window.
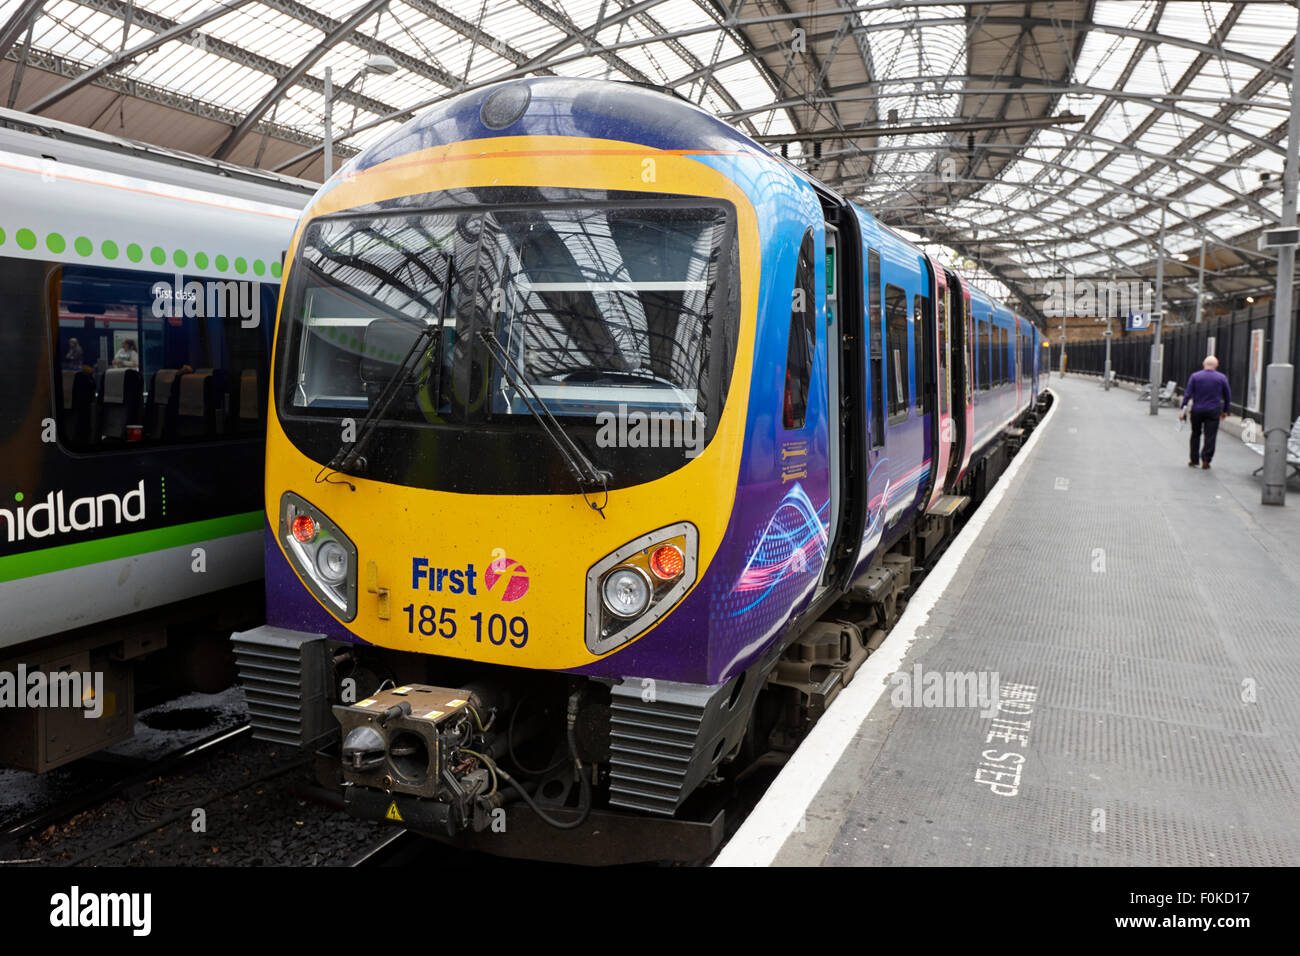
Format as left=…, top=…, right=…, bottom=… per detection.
left=868, top=248, right=883, bottom=445
left=884, top=283, right=908, bottom=421
left=997, top=326, right=1006, bottom=385
left=782, top=232, right=817, bottom=430
left=978, top=318, right=990, bottom=391
left=914, top=293, right=930, bottom=415
left=993, top=325, right=1002, bottom=385
left=50, top=261, right=273, bottom=451
left=936, top=290, right=948, bottom=414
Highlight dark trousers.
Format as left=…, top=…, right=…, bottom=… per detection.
left=1189, top=409, right=1222, bottom=464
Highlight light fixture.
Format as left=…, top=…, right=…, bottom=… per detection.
left=322, top=55, right=403, bottom=177
left=602, top=567, right=652, bottom=619
left=362, top=54, right=399, bottom=77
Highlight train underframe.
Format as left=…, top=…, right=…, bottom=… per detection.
left=235, top=395, right=1051, bottom=865
left=0, top=581, right=261, bottom=773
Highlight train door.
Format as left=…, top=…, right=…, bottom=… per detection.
left=944, top=270, right=973, bottom=490
left=817, top=223, right=841, bottom=598
left=853, top=242, right=886, bottom=565
left=813, top=195, right=866, bottom=594
left=1014, top=319, right=1023, bottom=412
left=923, top=257, right=952, bottom=512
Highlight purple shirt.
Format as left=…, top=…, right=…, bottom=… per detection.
left=1182, top=368, right=1231, bottom=413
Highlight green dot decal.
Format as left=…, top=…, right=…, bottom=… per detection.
left=215, top=254, right=229, bottom=271
left=173, top=249, right=188, bottom=267
left=46, top=233, right=65, bottom=253
left=74, top=236, right=93, bottom=256
left=127, top=243, right=143, bottom=263
left=14, top=492, right=23, bottom=503
left=150, top=246, right=166, bottom=266
left=17, top=228, right=36, bottom=250
left=195, top=252, right=209, bottom=269
left=0, top=228, right=6, bottom=245
left=253, top=259, right=265, bottom=276
left=102, top=240, right=119, bottom=260
left=234, top=257, right=247, bottom=274
left=271, top=261, right=282, bottom=278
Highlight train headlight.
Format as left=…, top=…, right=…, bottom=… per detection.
left=602, top=566, right=652, bottom=618
left=315, top=540, right=350, bottom=585
left=585, top=522, right=698, bottom=656
left=280, top=492, right=358, bottom=622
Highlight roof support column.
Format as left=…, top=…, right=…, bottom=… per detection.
left=1261, top=5, right=1300, bottom=505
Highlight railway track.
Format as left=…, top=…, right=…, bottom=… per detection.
left=3, top=723, right=252, bottom=843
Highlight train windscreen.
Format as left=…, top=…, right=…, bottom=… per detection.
left=274, top=200, right=740, bottom=494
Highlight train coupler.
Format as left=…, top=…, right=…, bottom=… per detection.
left=333, top=684, right=499, bottom=821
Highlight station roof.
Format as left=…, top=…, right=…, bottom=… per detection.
left=0, top=0, right=1293, bottom=322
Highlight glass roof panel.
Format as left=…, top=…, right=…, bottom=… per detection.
left=0, top=0, right=1288, bottom=302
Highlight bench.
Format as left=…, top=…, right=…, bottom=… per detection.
left=1137, top=380, right=1177, bottom=404
left=1243, top=417, right=1300, bottom=480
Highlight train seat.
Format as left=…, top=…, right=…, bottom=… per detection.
left=98, top=367, right=143, bottom=443
left=58, top=367, right=96, bottom=448
left=234, top=368, right=261, bottom=433
left=176, top=369, right=216, bottom=438
left=361, top=319, right=421, bottom=407
left=145, top=368, right=187, bottom=440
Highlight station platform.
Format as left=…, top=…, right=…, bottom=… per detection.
left=718, top=374, right=1300, bottom=867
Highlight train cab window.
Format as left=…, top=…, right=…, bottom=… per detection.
left=914, top=293, right=930, bottom=415
left=978, top=318, right=990, bottom=391
left=868, top=248, right=883, bottom=445
left=50, top=262, right=274, bottom=451
left=884, top=283, right=908, bottom=421
left=782, top=232, right=817, bottom=430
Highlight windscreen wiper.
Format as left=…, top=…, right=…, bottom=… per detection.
left=321, top=321, right=441, bottom=484
left=476, top=327, right=611, bottom=517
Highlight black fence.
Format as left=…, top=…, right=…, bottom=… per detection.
left=1049, top=301, right=1300, bottom=422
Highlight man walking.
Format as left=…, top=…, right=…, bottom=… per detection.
left=1179, top=356, right=1231, bottom=469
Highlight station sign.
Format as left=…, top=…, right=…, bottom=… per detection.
left=1259, top=227, right=1300, bottom=250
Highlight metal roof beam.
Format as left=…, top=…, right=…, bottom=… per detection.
left=5, top=43, right=331, bottom=150
left=61, top=0, right=401, bottom=121
left=667, top=14, right=1292, bottom=87
left=213, top=0, right=392, bottom=161
left=0, top=0, right=44, bottom=62
left=256, top=0, right=460, bottom=89
left=754, top=112, right=1085, bottom=143
left=25, top=0, right=256, bottom=115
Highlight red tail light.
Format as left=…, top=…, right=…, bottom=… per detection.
left=649, top=544, right=684, bottom=580
left=291, top=514, right=317, bottom=543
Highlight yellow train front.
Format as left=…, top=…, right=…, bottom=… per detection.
left=235, top=77, right=1032, bottom=862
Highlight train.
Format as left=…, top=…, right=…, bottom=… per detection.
left=232, top=78, right=1047, bottom=863
left=0, top=108, right=311, bottom=772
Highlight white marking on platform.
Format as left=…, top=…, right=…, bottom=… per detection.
left=713, top=394, right=1060, bottom=867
